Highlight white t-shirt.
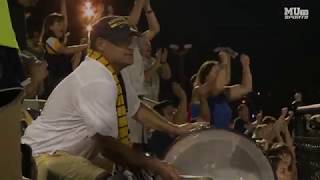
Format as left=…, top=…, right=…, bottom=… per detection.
left=123, top=47, right=145, bottom=95
left=122, top=47, right=145, bottom=143
left=22, top=57, right=141, bottom=158
left=143, top=57, right=160, bottom=101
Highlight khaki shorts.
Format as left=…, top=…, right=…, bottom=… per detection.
left=35, top=151, right=107, bottom=180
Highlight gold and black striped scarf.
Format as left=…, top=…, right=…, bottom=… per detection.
left=87, top=49, right=130, bottom=145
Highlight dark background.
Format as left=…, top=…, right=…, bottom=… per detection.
left=27, top=0, right=320, bottom=116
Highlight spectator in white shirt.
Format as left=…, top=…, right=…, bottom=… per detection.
left=124, top=0, right=169, bottom=146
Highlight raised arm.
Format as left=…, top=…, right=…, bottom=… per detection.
left=193, top=84, right=211, bottom=122
left=171, top=82, right=188, bottom=124
left=60, top=0, right=68, bottom=32
left=216, top=51, right=231, bottom=90
left=159, top=48, right=171, bottom=80
left=224, top=55, right=231, bottom=86
left=144, top=49, right=161, bottom=81
left=225, top=54, right=252, bottom=101
left=217, top=50, right=232, bottom=85
left=205, top=60, right=225, bottom=96
left=279, top=109, right=298, bottom=180
left=142, top=0, right=160, bottom=40
left=213, top=47, right=238, bottom=85
left=272, top=108, right=289, bottom=143
left=128, top=0, right=146, bottom=25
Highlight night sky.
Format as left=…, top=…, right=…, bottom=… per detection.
left=27, top=0, right=320, bottom=115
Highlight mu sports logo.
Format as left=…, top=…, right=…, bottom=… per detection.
left=284, top=7, right=309, bottom=19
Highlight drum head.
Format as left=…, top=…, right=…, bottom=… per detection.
left=164, top=129, right=275, bottom=180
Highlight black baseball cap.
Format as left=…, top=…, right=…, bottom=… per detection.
left=89, top=16, right=139, bottom=46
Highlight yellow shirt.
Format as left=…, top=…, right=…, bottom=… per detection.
left=46, top=37, right=63, bottom=54
left=0, top=0, right=19, bottom=49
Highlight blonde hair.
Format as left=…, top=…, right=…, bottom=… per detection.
left=195, top=60, right=219, bottom=85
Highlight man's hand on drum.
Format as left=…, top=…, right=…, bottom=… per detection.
left=151, top=160, right=181, bottom=180
left=175, top=122, right=210, bottom=135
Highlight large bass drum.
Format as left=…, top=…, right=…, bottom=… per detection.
left=164, top=129, right=275, bottom=180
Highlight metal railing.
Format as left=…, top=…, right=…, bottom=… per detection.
left=295, top=104, right=320, bottom=180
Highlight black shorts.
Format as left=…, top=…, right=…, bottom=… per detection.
left=0, top=46, right=25, bottom=107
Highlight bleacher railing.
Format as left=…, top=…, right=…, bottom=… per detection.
left=295, top=104, right=320, bottom=180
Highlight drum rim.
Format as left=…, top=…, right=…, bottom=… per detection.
left=163, top=127, right=255, bottom=158
left=163, top=128, right=276, bottom=179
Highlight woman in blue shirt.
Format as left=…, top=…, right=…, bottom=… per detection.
left=191, top=50, right=252, bottom=129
